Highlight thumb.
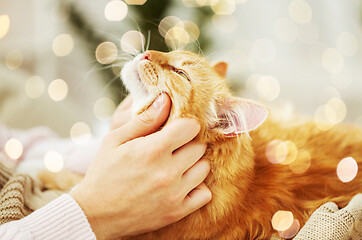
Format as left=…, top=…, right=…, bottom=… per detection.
left=111, top=93, right=171, bottom=145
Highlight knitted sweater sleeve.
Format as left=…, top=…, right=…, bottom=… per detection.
left=0, top=194, right=96, bottom=240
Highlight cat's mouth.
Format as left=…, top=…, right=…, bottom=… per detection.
left=121, top=54, right=157, bottom=114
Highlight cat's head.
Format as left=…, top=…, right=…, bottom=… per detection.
left=121, top=50, right=268, bottom=141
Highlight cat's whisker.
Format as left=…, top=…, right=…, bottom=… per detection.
left=97, top=75, right=124, bottom=99
left=145, top=30, right=151, bottom=52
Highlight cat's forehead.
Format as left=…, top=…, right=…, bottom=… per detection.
left=167, top=51, right=207, bottom=66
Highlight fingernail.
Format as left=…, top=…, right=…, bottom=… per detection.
left=152, top=94, right=164, bottom=110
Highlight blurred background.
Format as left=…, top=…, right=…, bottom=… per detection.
left=1, top=0, right=362, bottom=139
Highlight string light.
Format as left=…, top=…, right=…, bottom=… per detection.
left=336, top=32, right=358, bottom=57
left=5, top=50, right=23, bottom=70
left=337, top=157, right=358, bottom=183
left=44, top=151, right=64, bottom=172
left=4, top=138, right=23, bottom=160
left=256, top=75, right=280, bottom=101
left=52, top=34, right=74, bottom=57
left=25, top=76, right=45, bottom=99
left=266, top=140, right=288, bottom=164
left=94, top=97, right=116, bottom=121
left=288, top=0, right=312, bottom=23
left=178, top=21, right=200, bottom=43
left=70, top=122, right=92, bottom=145
left=95, top=42, right=118, bottom=64
left=159, top=16, right=182, bottom=38
left=48, top=79, right=68, bottom=101
left=322, top=48, right=344, bottom=74
left=278, top=219, right=300, bottom=239
left=210, top=0, right=236, bottom=15
left=0, top=15, right=10, bottom=39
left=120, top=30, right=145, bottom=54
left=165, top=26, right=190, bottom=48
left=271, top=210, right=294, bottom=232
left=289, top=149, right=311, bottom=174
left=105, top=0, right=128, bottom=21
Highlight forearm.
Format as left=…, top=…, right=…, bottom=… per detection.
left=0, top=194, right=96, bottom=240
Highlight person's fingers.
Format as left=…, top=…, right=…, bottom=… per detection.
left=109, top=93, right=171, bottom=146
left=118, top=94, right=133, bottom=111
left=110, top=95, right=133, bottom=130
left=180, top=183, right=212, bottom=217
left=150, top=118, right=201, bottom=152
left=180, top=159, right=210, bottom=195
left=172, top=141, right=207, bottom=173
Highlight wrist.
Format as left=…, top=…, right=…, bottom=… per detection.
left=71, top=186, right=106, bottom=239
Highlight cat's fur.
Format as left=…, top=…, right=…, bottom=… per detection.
left=41, top=50, right=362, bottom=239
left=120, top=50, right=362, bottom=239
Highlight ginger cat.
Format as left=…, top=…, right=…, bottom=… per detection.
left=118, top=50, right=362, bottom=239
left=39, top=50, right=361, bottom=239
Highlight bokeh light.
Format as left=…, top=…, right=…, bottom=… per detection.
left=159, top=16, right=182, bottom=37
left=95, top=41, right=118, bottom=64
left=322, top=48, right=344, bottom=74
left=271, top=210, right=294, bottom=232
left=210, top=0, right=236, bottom=15
left=93, top=97, right=116, bottom=121
left=125, top=0, right=147, bottom=5
left=273, top=18, right=298, bottom=43
left=4, top=138, right=23, bottom=160
left=0, top=15, right=10, bottom=39
left=52, top=34, right=74, bottom=57
left=280, top=140, right=298, bottom=165
left=25, top=76, right=45, bottom=99
left=120, top=30, right=145, bottom=54
left=278, top=219, right=300, bottom=239
left=288, top=0, right=312, bottom=23
left=314, top=97, right=346, bottom=131
left=48, top=79, right=68, bottom=101
left=165, top=26, right=190, bottom=48
left=196, top=0, right=212, bottom=6
left=5, top=50, right=23, bottom=70
left=105, top=0, right=128, bottom=21
left=212, top=15, right=237, bottom=33
left=256, top=75, right=280, bottom=101
left=181, top=0, right=200, bottom=7
left=266, top=140, right=288, bottom=164
left=289, top=149, right=311, bottom=174
left=44, top=151, right=64, bottom=172
left=337, top=157, right=358, bottom=183
left=325, top=97, right=347, bottom=123
left=70, top=122, right=92, bottom=145
left=251, top=39, right=277, bottom=63
left=178, top=20, right=200, bottom=43
left=336, top=32, right=358, bottom=57
left=265, top=139, right=299, bottom=165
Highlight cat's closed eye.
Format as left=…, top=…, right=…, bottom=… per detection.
left=169, top=65, right=190, bottom=81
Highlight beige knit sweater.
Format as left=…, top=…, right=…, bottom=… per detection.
left=0, top=161, right=361, bottom=239
left=0, top=162, right=61, bottom=225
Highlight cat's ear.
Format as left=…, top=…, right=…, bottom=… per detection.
left=211, top=97, right=268, bottom=137
left=213, top=62, right=228, bottom=78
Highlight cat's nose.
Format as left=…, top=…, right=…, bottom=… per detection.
left=141, top=51, right=152, bottom=61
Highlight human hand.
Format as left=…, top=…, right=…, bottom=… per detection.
left=71, top=93, right=212, bottom=240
